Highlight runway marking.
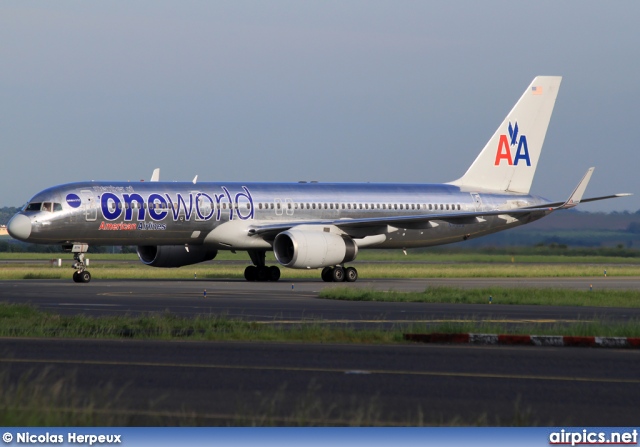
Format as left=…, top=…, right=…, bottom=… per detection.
left=97, top=292, right=316, bottom=298
left=58, top=303, right=122, bottom=307
left=254, top=319, right=586, bottom=324
left=1, top=357, right=636, bottom=384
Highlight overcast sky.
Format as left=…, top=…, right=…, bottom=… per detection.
left=2, top=1, right=638, bottom=211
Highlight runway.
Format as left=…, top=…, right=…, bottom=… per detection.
left=1, top=278, right=639, bottom=425
left=1, top=278, right=639, bottom=324
left=2, top=337, right=639, bottom=425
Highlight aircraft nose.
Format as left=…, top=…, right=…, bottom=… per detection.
left=7, top=214, right=32, bottom=241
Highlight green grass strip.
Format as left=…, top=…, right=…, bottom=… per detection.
left=1, top=262, right=639, bottom=280
left=319, top=286, right=640, bottom=308
left=2, top=302, right=640, bottom=340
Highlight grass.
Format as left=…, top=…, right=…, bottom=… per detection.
left=3, top=248, right=640, bottom=264
left=1, top=301, right=640, bottom=340
left=0, top=369, right=537, bottom=426
left=320, top=286, right=640, bottom=308
left=0, top=262, right=638, bottom=280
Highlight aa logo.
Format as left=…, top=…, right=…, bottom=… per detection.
left=494, top=121, right=531, bottom=166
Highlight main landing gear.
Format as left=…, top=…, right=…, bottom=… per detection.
left=244, top=250, right=281, bottom=282
left=321, top=266, right=358, bottom=282
left=71, top=250, right=91, bottom=283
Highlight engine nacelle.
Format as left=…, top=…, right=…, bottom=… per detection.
left=273, top=229, right=358, bottom=269
left=137, top=245, right=217, bottom=268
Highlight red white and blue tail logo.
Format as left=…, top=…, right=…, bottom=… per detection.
left=494, top=121, right=531, bottom=166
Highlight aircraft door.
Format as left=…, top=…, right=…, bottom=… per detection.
left=285, top=198, right=294, bottom=216
left=80, top=190, right=97, bottom=221
left=470, top=193, right=483, bottom=212
left=274, top=199, right=283, bottom=216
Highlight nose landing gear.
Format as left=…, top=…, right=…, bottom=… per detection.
left=66, top=244, right=91, bottom=283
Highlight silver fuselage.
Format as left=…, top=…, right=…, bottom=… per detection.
left=10, top=181, right=550, bottom=250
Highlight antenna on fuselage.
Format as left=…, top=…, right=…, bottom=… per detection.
left=150, top=168, right=160, bottom=182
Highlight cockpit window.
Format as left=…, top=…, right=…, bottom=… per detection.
left=23, top=202, right=63, bottom=212
left=25, top=203, right=42, bottom=212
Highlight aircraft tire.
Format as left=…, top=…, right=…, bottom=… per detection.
left=257, top=266, right=269, bottom=282
left=72, top=272, right=81, bottom=283
left=345, top=267, right=358, bottom=282
left=321, top=267, right=333, bottom=282
left=332, top=267, right=345, bottom=282
left=244, top=265, right=258, bottom=281
left=268, top=266, right=281, bottom=282
left=79, top=271, right=91, bottom=283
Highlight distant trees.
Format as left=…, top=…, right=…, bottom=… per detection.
left=0, top=207, right=19, bottom=226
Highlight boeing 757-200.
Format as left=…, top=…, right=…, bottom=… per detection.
left=7, top=76, right=631, bottom=283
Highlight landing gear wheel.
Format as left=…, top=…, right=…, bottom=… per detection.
left=257, top=266, right=269, bottom=282
left=244, top=265, right=258, bottom=281
left=268, top=266, right=281, bottom=282
left=345, top=267, right=358, bottom=282
left=332, top=267, right=345, bottom=282
left=73, top=271, right=91, bottom=283
left=79, top=271, right=91, bottom=283
left=321, top=267, right=333, bottom=282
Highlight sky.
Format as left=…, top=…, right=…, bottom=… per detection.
left=1, top=1, right=638, bottom=211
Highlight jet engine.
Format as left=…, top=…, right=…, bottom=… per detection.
left=137, top=245, right=218, bottom=268
left=273, top=229, right=358, bottom=269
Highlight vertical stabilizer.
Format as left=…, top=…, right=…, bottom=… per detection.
left=449, top=76, right=562, bottom=194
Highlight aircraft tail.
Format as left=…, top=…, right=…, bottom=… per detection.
left=449, top=76, right=562, bottom=194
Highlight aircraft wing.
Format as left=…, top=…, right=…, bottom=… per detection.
left=247, top=206, right=553, bottom=239
left=248, top=167, right=632, bottom=240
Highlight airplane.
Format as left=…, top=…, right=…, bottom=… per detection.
left=7, top=76, right=631, bottom=283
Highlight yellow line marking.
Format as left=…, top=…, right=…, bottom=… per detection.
left=255, top=319, right=585, bottom=324
left=0, top=357, right=635, bottom=384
